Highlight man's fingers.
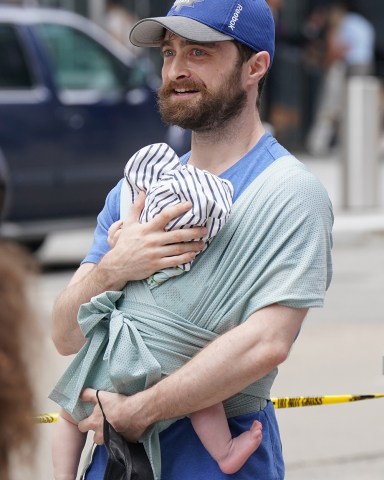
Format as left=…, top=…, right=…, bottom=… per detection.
left=108, top=220, right=124, bottom=247
left=109, top=220, right=123, bottom=237
left=126, top=191, right=146, bottom=222
left=123, top=194, right=207, bottom=244
left=158, top=252, right=198, bottom=269
left=80, top=388, right=98, bottom=404
left=78, top=389, right=104, bottom=442
left=78, top=413, right=104, bottom=445
left=161, top=240, right=205, bottom=257
left=151, top=201, right=193, bottom=229
left=163, top=227, right=207, bottom=245
left=92, top=431, right=105, bottom=445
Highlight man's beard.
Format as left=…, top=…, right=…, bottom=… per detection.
left=157, top=64, right=247, bottom=132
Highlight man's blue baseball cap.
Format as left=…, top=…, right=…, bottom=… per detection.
left=129, top=0, right=275, bottom=65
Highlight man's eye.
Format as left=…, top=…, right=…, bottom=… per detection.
left=163, top=50, right=174, bottom=57
left=192, top=49, right=205, bottom=57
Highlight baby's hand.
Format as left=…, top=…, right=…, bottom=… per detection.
left=108, top=220, right=124, bottom=248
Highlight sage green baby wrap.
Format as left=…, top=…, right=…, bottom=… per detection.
left=50, top=156, right=333, bottom=480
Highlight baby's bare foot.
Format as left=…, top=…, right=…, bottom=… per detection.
left=218, top=420, right=263, bottom=474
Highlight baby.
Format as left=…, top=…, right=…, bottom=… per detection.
left=51, top=144, right=262, bottom=479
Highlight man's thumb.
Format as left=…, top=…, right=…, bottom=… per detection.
left=127, top=190, right=146, bottom=222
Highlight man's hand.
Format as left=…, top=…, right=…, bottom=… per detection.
left=78, top=388, right=150, bottom=444
left=99, top=192, right=207, bottom=289
left=52, top=192, right=207, bottom=355
left=107, top=220, right=124, bottom=248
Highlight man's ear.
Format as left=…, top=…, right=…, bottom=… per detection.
left=247, top=51, right=270, bottom=84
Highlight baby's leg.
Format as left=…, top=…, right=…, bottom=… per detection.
left=52, top=408, right=87, bottom=480
left=190, top=403, right=262, bottom=475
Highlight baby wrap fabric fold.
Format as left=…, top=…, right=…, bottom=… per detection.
left=123, top=143, right=234, bottom=287
left=49, top=155, right=333, bottom=480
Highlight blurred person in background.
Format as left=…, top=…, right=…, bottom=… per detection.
left=104, top=0, right=140, bottom=56
left=307, top=0, right=376, bottom=156
left=0, top=242, right=38, bottom=480
left=263, top=0, right=315, bottom=147
left=300, top=5, right=330, bottom=141
left=262, top=0, right=287, bottom=135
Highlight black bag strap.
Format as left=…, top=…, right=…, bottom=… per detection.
left=96, top=389, right=107, bottom=419
left=96, top=390, right=154, bottom=480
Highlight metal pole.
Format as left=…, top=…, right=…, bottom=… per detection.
left=62, top=0, right=75, bottom=11
left=342, top=76, right=381, bottom=209
left=88, top=0, right=106, bottom=25
left=134, top=0, right=150, bottom=18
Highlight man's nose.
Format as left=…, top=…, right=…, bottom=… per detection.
left=166, top=55, right=191, bottom=81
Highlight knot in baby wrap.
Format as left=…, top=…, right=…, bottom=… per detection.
left=50, top=284, right=221, bottom=480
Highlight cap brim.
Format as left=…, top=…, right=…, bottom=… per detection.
left=129, top=16, right=233, bottom=47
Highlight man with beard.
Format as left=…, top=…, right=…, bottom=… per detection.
left=51, top=1, right=333, bottom=479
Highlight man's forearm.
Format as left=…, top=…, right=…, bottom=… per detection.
left=146, top=317, right=282, bottom=421
left=51, top=261, right=128, bottom=355
left=118, top=305, right=307, bottom=434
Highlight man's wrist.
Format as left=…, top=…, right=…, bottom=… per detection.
left=135, top=384, right=163, bottom=427
left=95, top=254, right=128, bottom=291
left=117, top=386, right=162, bottom=438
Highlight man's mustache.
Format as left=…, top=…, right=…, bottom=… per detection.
left=159, top=79, right=208, bottom=96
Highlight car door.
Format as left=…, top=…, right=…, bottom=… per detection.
left=0, top=21, right=63, bottom=223
left=33, top=20, right=170, bottom=219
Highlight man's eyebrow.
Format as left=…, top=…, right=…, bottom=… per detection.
left=160, top=39, right=173, bottom=49
left=160, top=37, right=219, bottom=49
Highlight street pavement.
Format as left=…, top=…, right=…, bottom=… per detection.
left=11, top=152, right=384, bottom=479
left=275, top=152, right=384, bottom=479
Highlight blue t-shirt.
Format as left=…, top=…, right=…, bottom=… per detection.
left=84, top=133, right=289, bottom=479
left=82, top=133, right=288, bottom=265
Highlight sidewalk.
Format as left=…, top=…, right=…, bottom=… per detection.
left=299, top=151, right=384, bottom=239
left=274, top=151, right=384, bottom=479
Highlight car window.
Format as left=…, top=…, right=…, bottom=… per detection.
left=35, top=23, right=128, bottom=91
left=0, top=24, right=34, bottom=89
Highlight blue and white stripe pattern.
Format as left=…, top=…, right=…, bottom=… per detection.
left=124, top=143, right=181, bottom=203
left=124, top=143, right=234, bottom=272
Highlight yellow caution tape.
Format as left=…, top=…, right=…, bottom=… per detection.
left=35, top=412, right=59, bottom=424
left=35, top=394, right=384, bottom=423
left=272, top=393, right=384, bottom=409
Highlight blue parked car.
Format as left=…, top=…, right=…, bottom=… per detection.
left=0, top=6, right=189, bottom=249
